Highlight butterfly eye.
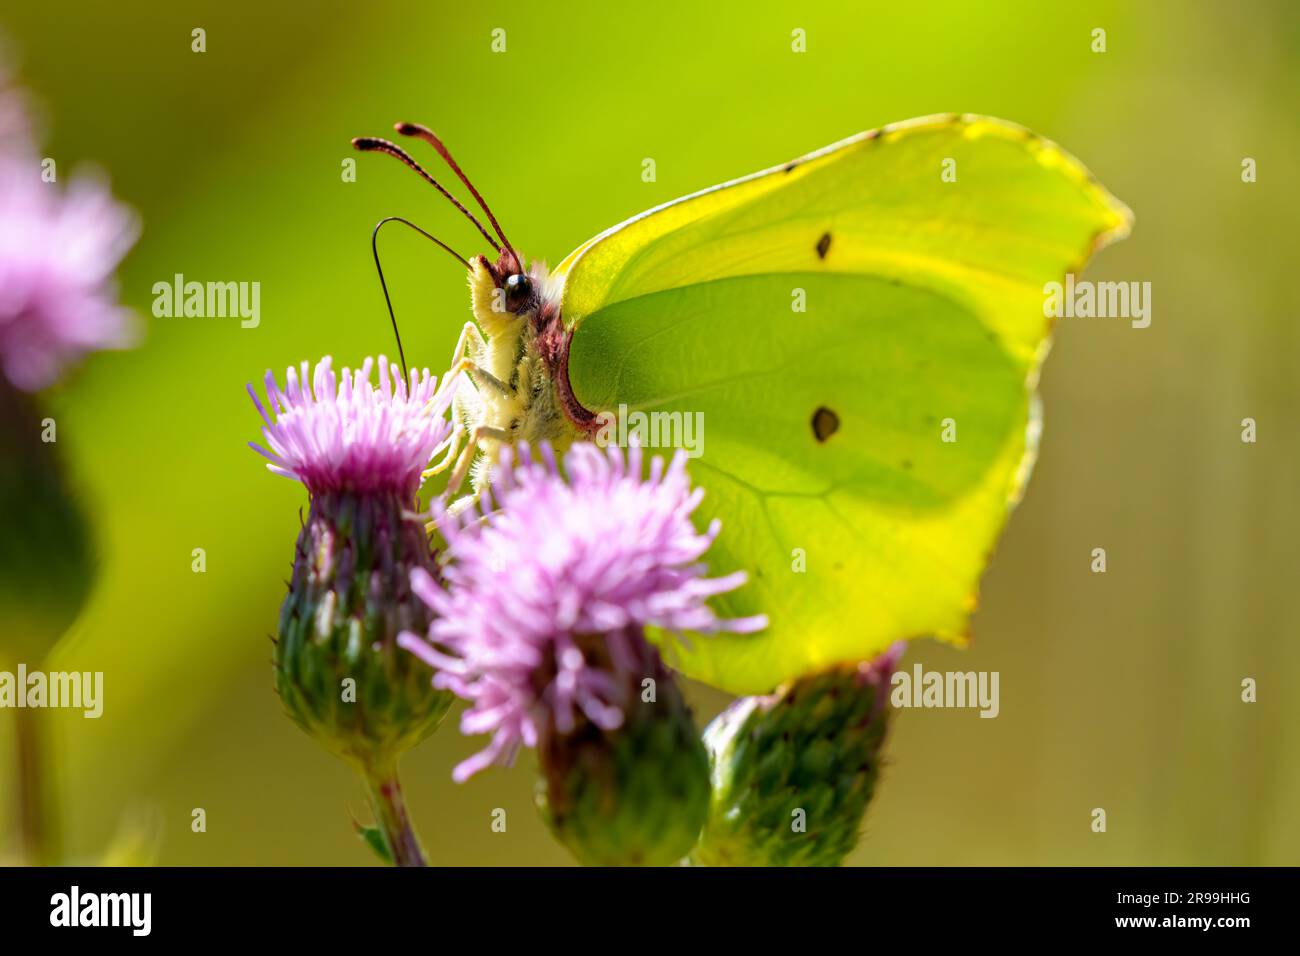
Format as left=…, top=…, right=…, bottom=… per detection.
left=503, top=273, right=532, bottom=311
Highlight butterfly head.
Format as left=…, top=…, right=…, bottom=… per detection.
left=353, top=122, right=552, bottom=370
left=469, top=249, right=559, bottom=339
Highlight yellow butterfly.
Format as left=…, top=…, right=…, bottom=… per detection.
left=354, top=114, right=1130, bottom=694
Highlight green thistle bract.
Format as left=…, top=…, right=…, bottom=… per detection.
left=276, top=489, right=452, bottom=768
left=533, top=629, right=709, bottom=867
left=692, top=645, right=901, bottom=867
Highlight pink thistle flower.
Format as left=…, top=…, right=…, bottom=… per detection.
left=0, top=156, right=139, bottom=392
left=247, top=358, right=462, bottom=845
left=400, top=441, right=767, bottom=782
left=247, top=355, right=458, bottom=499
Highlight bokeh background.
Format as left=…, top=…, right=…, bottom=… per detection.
left=1, top=0, right=1296, bottom=865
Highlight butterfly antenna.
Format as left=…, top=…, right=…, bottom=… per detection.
left=352, top=136, right=501, bottom=254
left=396, top=122, right=520, bottom=269
left=370, top=216, right=471, bottom=380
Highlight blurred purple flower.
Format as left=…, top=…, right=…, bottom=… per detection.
left=0, top=78, right=138, bottom=392
left=400, top=441, right=766, bottom=782
left=247, top=355, right=458, bottom=499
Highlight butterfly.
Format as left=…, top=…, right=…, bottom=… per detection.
left=352, top=114, right=1131, bottom=695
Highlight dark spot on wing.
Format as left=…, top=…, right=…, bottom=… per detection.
left=816, top=232, right=832, bottom=260
left=784, top=161, right=798, bottom=173
left=812, top=406, right=839, bottom=443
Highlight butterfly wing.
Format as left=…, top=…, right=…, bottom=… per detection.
left=554, top=114, right=1131, bottom=695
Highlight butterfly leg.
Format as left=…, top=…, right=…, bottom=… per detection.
left=424, top=374, right=480, bottom=480
left=446, top=423, right=510, bottom=498
left=453, top=357, right=511, bottom=396
left=442, top=319, right=512, bottom=397
left=447, top=320, right=486, bottom=372
left=424, top=420, right=464, bottom=479
left=422, top=321, right=496, bottom=480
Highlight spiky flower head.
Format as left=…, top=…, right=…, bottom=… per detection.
left=401, top=441, right=765, bottom=865
left=402, top=441, right=766, bottom=781
left=691, top=643, right=904, bottom=867
left=248, top=356, right=458, bottom=785
left=0, top=91, right=138, bottom=392
left=0, top=69, right=135, bottom=663
left=248, top=355, right=453, bottom=499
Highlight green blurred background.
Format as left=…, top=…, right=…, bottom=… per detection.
left=1, top=0, right=1296, bottom=865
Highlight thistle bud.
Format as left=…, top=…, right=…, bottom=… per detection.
left=275, top=488, right=451, bottom=767
left=0, top=75, right=139, bottom=868
left=691, top=644, right=902, bottom=867
left=401, top=442, right=766, bottom=866
left=248, top=357, right=457, bottom=786
left=533, top=627, right=709, bottom=866
left=0, top=116, right=138, bottom=660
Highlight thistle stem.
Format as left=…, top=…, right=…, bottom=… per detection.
left=14, top=703, right=60, bottom=866
left=362, top=763, right=427, bottom=867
